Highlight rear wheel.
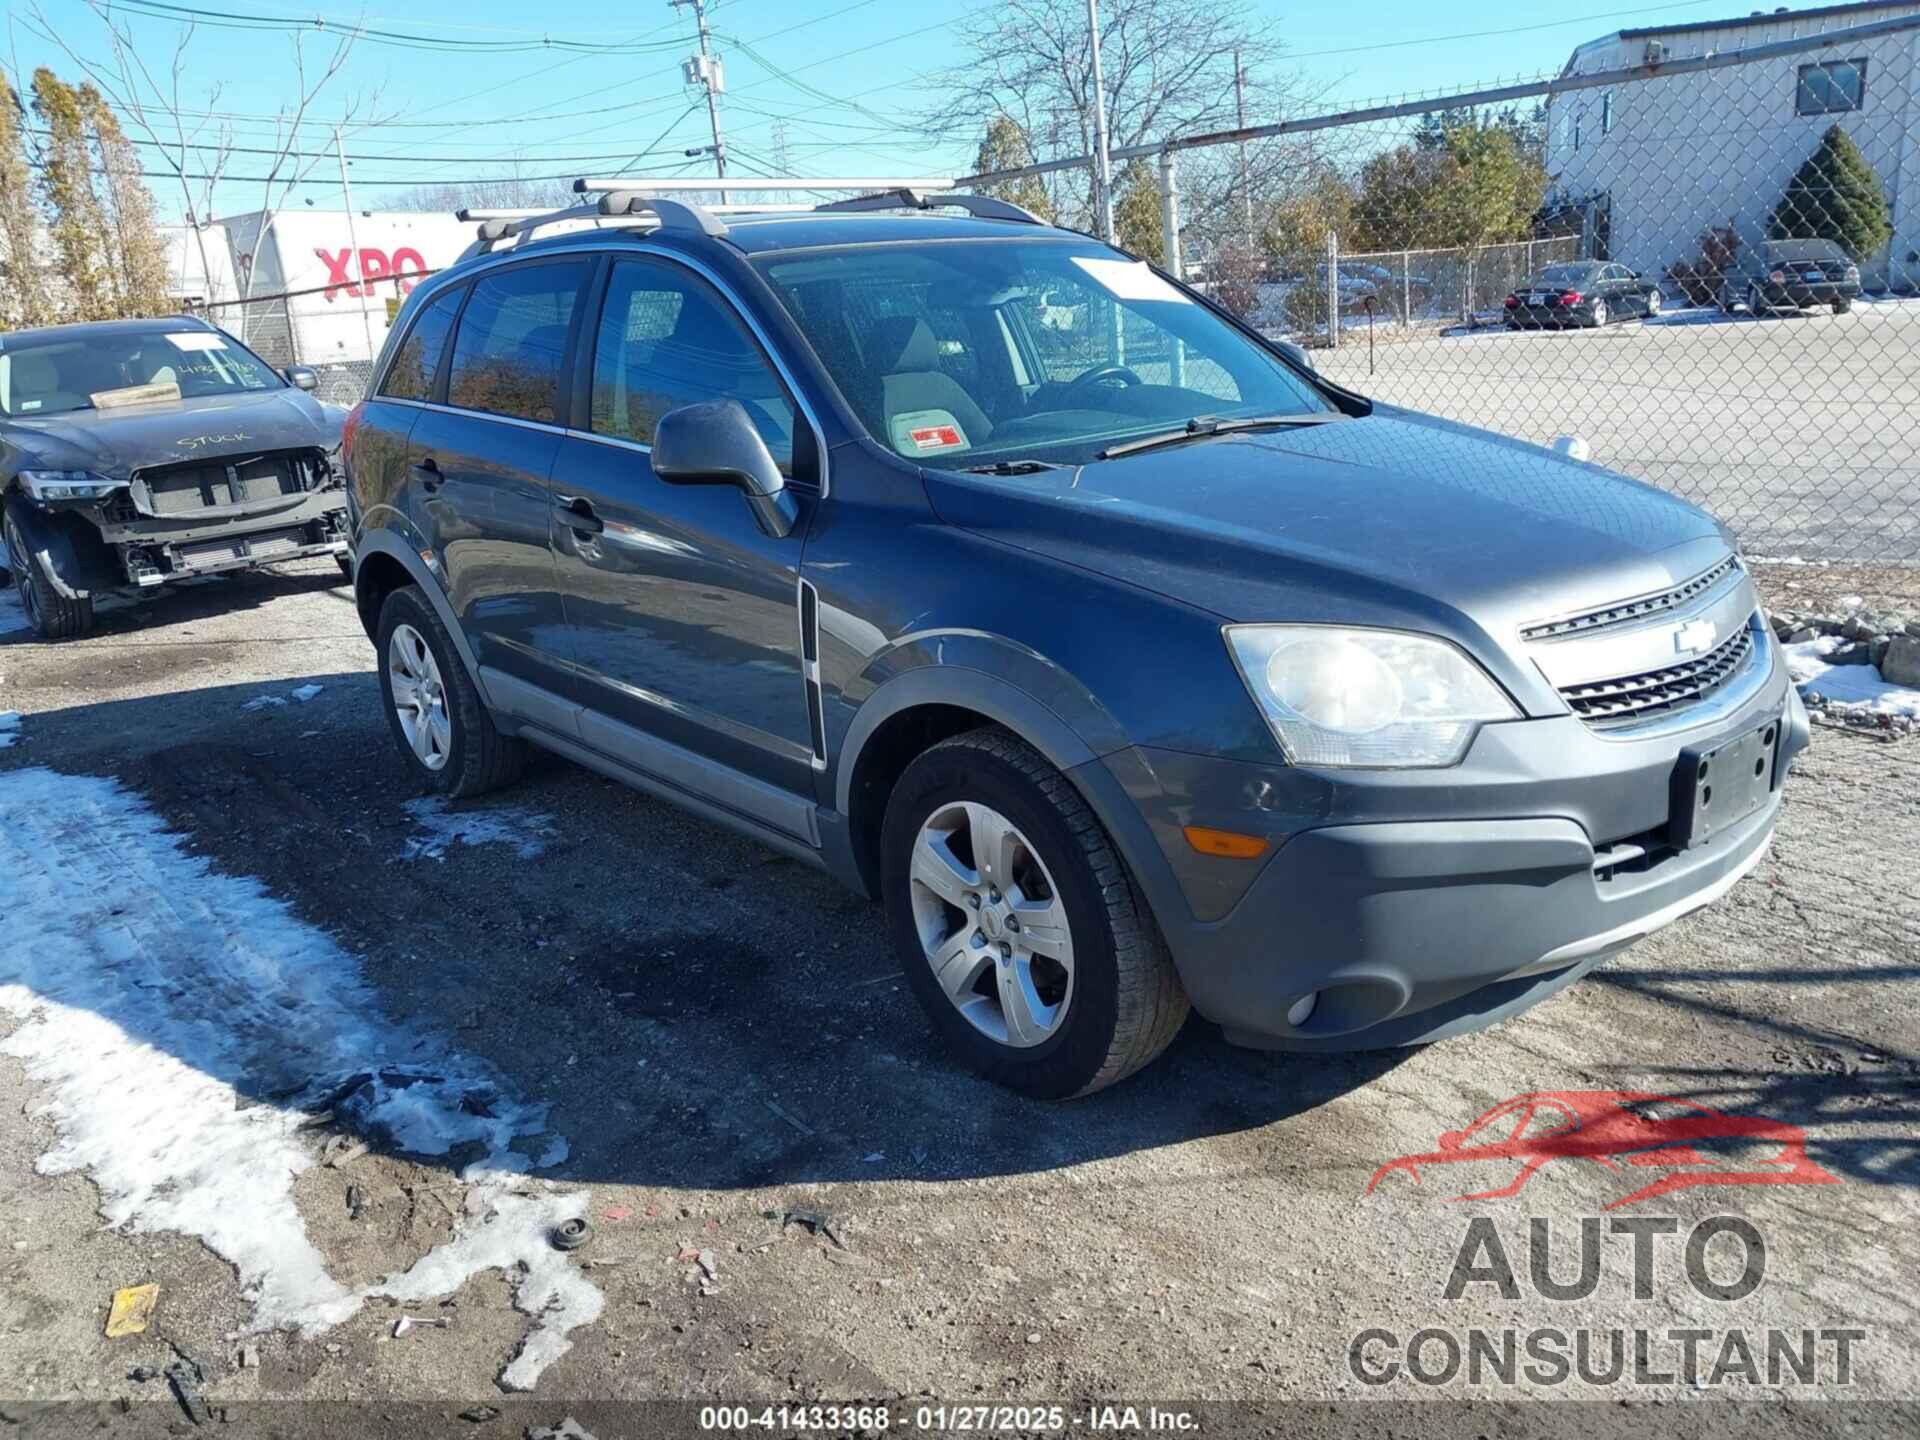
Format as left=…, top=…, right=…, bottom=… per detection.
left=882, top=728, right=1188, bottom=1098
left=3, top=501, right=95, bottom=640
left=1589, top=298, right=1608, bottom=328
left=375, top=584, right=525, bottom=797
left=1644, top=289, right=1662, bottom=318
left=1832, top=296, right=1853, bottom=314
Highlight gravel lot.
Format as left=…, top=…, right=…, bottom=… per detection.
left=1313, top=296, right=1920, bottom=565
left=0, top=558, right=1915, bottom=1434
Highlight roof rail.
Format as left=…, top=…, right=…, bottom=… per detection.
left=455, top=189, right=726, bottom=258
left=573, top=175, right=1043, bottom=226
left=810, top=188, right=1045, bottom=225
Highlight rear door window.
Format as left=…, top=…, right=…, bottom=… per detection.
left=380, top=284, right=465, bottom=401
left=588, top=257, right=797, bottom=471
left=445, top=260, right=592, bottom=424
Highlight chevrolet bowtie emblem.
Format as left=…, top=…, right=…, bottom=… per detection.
left=1674, top=619, right=1718, bottom=656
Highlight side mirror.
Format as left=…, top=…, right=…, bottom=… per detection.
left=1274, top=337, right=1317, bottom=373
left=651, top=398, right=799, bottom=540
left=286, top=365, right=319, bottom=392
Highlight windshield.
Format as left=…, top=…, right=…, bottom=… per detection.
left=1532, top=263, right=1599, bottom=287
left=754, top=239, right=1329, bottom=469
left=0, top=328, right=284, bottom=418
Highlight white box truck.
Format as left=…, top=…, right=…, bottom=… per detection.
left=213, top=210, right=472, bottom=403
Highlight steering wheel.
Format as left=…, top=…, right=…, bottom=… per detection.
left=1062, top=364, right=1143, bottom=398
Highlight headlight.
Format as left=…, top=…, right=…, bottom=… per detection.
left=1225, top=625, right=1520, bottom=768
left=18, top=469, right=124, bottom=501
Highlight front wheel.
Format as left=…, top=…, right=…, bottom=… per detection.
left=1589, top=299, right=1608, bottom=328
left=375, top=584, right=525, bottom=797
left=882, top=728, right=1188, bottom=1098
left=1833, top=296, right=1853, bottom=314
left=1644, top=289, right=1662, bottom=318
left=3, top=501, right=95, bottom=640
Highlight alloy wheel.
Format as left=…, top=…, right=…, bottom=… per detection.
left=388, top=622, right=452, bottom=771
left=908, top=800, right=1075, bottom=1049
left=1592, top=299, right=1607, bottom=326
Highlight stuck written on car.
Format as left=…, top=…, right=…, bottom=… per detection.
left=342, top=179, right=1808, bottom=1099
left=1, top=316, right=349, bottom=639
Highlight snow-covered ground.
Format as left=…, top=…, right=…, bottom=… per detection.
left=0, top=585, right=29, bottom=637
left=1784, top=635, right=1920, bottom=720
left=0, top=767, right=600, bottom=1390
left=401, top=796, right=555, bottom=863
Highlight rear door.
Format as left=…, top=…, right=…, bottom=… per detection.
left=406, top=255, right=596, bottom=700
left=350, top=281, right=464, bottom=525
left=547, top=253, right=819, bottom=804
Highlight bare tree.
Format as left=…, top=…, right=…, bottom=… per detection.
left=384, top=174, right=576, bottom=216
left=933, top=0, right=1305, bottom=228
left=0, top=71, right=51, bottom=328
left=24, top=0, right=384, bottom=323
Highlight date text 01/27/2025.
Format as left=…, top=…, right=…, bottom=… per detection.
left=696, top=1404, right=1201, bottom=1431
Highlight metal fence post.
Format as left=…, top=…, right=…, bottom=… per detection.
left=1326, top=229, right=1340, bottom=350
left=1157, top=148, right=1182, bottom=280
left=1402, top=251, right=1411, bottom=330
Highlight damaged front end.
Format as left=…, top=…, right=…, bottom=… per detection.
left=9, top=445, right=349, bottom=598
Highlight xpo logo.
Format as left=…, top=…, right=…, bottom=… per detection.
left=317, top=247, right=430, bottom=301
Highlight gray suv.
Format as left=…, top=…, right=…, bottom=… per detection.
left=342, top=188, right=1808, bottom=1098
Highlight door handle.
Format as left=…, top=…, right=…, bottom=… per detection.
left=410, top=457, right=443, bottom=492
left=555, top=495, right=604, bottom=535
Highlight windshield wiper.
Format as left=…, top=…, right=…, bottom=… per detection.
left=962, top=458, right=1067, bottom=475
left=1096, top=412, right=1344, bottom=460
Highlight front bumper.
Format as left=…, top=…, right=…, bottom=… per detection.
left=1075, top=648, right=1808, bottom=1051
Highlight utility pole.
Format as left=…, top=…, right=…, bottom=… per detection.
left=335, top=125, right=376, bottom=364
left=1234, top=49, right=1253, bottom=247
left=672, top=0, right=728, bottom=204
left=1086, top=0, right=1115, bottom=242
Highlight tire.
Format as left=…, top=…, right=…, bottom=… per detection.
left=1833, top=296, right=1853, bottom=314
left=1719, top=284, right=1738, bottom=314
left=375, top=584, right=525, bottom=798
left=881, top=727, right=1188, bottom=1099
left=1748, top=285, right=1769, bottom=318
left=1589, top=299, right=1608, bottom=328
left=1644, top=290, right=1662, bottom=318
left=3, top=501, right=95, bottom=640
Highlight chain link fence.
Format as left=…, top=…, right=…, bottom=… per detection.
left=190, top=277, right=417, bottom=409
left=967, top=6, right=1920, bottom=566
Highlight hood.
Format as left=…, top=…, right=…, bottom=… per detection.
left=4, top=388, right=343, bottom=477
left=923, top=408, right=1732, bottom=653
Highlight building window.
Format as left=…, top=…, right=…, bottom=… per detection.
left=1601, top=92, right=1613, bottom=134
left=1796, top=58, right=1866, bottom=115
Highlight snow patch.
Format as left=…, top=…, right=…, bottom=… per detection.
left=1783, top=638, right=1920, bottom=719
left=0, top=712, right=18, bottom=749
left=241, top=694, right=288, bottom=712
left=0, top=768, right=599, bottom=1385
left=0, top=587, right=29, bottom=636
left=290, top=684, right=324, bottom=703
left=402, top=797, right=555, bottom=862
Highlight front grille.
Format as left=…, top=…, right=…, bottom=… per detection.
left=136, top=449, right=325, bottom=515
left=1522, top=555, right=1741, bottom=643
left=1559, top=623, right=1755, bottom=728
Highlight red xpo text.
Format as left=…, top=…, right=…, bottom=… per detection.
left=316, top=247, right=430, bottom=301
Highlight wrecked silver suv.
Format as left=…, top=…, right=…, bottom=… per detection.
left=1, top=316, right=349, bottom=639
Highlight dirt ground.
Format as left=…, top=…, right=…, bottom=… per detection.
left=0, top=558, right=1914, bottom=1436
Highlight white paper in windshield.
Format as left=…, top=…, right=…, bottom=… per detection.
left=164, top=332, right=228, bottom=352
left=1069, top=256, right=1189, bottom=305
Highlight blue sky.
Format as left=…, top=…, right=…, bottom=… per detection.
left=6, top=0, right=1795, bottom=219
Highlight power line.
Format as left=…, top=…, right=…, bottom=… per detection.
left=20, top=128, right=715, bottom=166
left=105, top=0, right=694, bottom=55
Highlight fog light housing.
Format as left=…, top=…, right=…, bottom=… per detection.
left=1286, top=993, right=1318, bottom=1027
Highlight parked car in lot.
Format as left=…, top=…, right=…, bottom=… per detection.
left=1, top=316, right=349, bottom=639
left=1505, top=261, right=1663, bottom=329
left=1719, top=238, right=1861, bottom=316
left=344, top=187, right=1808, bottom=1097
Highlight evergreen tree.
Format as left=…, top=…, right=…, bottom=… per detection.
left=0, top=76, right=52, bottom=328
left=31, top=68, right=111, bottom=322
left=1767, top=124, right=1892, bottom=261
left=973, top=113, right=1055, bottom=223
left=83, top=84, right=171, bottom=318
left=1112, top=159, right=1163, bottom=266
